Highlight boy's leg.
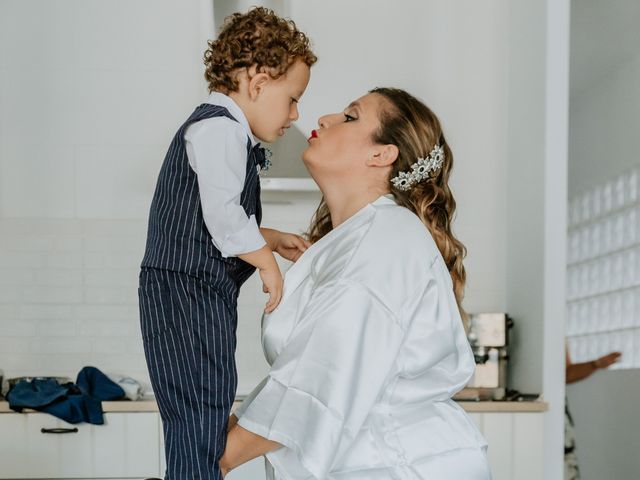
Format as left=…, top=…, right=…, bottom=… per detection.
left=139, top=269, right=238, bottom=480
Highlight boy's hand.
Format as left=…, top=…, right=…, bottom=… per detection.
left=261, top=228, right=310, bottom=262
left=259, top=265, right=283, bottom=313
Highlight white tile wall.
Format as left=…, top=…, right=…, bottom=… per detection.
left=0, top=0, right=214, bottom=390
left=0, top=193, right=321, bottom=395
left=566, top=166, right=640, bottom=369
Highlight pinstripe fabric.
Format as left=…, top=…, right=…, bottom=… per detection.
left=139, top=105, right=263, bottom=480
left=141, top=103, right=263, bottom=297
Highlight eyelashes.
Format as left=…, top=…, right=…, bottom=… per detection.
left=344, top=113, right=357, bottom=122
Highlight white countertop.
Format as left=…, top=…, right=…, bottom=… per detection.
left=0, top=399, right=548, bottom=414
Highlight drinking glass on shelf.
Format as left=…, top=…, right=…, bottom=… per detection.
left=566, top=266, right=575, bottom=300
left=612, top=213, right=625, bottom=251
left=581, top=227, right=591, bottom=261
left=591, top=186, right=602, bottom=219
left=623, top=249, right=635, bottom=289
left=569, top=230, right=581, bottom=264
left=600, top=256, right=611, bottom=293
left=581, top=191, right=592, bottom=223
left=609, top=332, right=623, bottom=370
left=621, top=332, right=633, bottom=369
left=610, top=292, right=622, bottom=331
left=634, top=288, right=640, bottom=327
left=622, top=291, right=635, bottom=329
left=590, top=223, right=601, bottom=259
left=567, top=337, right=578, bottom=362
left=597, top=332, right=611, bottom=359
left=579, top=264, right=590, bottom=298
left=578, top=301, right=589, bottom=335
left=569, top=197, right=581, bottom=227
left=577, top=337, right=588, bottom=363
left=588, top=298, right=599, bottom=334
left=588, top=261, right=600, bottom=297
left=601, top=218, right=613, bottom=255
left=602, top=181, right=614, bottom=214
left=611, top=253, right=623, bottom=291
left=590, top=334, right=601, bottom=361
left=624, top=208, right=637, bottom=247
left=626, top=168, right=639, bottom=206
left=614, top=175, right=626, bottom=211
left=598, top=295, right=611, bottom=332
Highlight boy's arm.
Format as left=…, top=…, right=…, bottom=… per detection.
left=260, top=227, right=310, bottom=262
left=185, top=117, right=266, bottom=258
left=238, top=246, right=282, bottom=313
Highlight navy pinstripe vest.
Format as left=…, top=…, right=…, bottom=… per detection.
left=141, top=104, right=262, bottom=301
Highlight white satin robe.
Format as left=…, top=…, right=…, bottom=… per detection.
left=235, top=195, right=491, bottom=479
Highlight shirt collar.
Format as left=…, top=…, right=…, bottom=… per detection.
left=205, top=92, right=257, bottom=147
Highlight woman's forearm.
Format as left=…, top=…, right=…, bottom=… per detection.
left=220, top=423, right=282, bottom=475
left=566, top=361, right=597, bottom=384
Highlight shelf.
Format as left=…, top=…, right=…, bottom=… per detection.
left=259, top=177, right=319, bottom=191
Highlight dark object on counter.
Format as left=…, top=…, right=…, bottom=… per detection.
left=7, top=376, right=71, bottom=390
left=6, top=366, right=125, bottom=424
left=455, top=388, right=541, bottom=402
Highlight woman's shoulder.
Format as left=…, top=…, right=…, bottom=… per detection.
left=337, top=200, right=441, bottom=307
left=365, top=199, right=440, bottom=261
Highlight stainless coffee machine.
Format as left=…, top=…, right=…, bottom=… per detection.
left=455, top=313, right=513, bottom=401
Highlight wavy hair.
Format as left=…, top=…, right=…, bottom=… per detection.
left=307, top=88, right=468, bottom=322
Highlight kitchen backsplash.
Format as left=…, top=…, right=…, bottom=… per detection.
left=0, top=191, right=321, bottom=395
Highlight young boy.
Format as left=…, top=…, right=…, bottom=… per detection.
left=138, top=8, right=316, bottom=479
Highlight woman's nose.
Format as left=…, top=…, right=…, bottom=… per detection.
left=318, top=113, right=338, bottom=129
left=318, top=115, right=329, bottom=129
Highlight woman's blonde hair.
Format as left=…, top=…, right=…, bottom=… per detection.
left=204, top=7, right=317, bottom=94
left=307, top=87, right=468, bottom=322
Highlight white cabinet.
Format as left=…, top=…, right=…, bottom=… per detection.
left=0, top=412, right=161, bottom=479
left=0, top=405, right=544, bottom=480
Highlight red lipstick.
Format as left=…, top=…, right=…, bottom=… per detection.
left=309, top=129, right=318, bottom=141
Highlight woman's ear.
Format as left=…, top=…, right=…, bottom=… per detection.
left=367, top=144, right=399, bottom=167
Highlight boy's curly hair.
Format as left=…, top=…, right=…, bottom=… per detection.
left=204, top=7, right=317, bottom=93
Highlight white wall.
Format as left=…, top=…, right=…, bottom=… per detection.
left=0, top=0, right=214, bottom=387
left=568, top=52, right=640, bottom=480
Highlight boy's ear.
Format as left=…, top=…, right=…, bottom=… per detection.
left=248, top=71, right=271, bottom=101
left=367, top=144, right=399, bottom=167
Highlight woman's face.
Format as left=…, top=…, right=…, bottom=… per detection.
left=303, top=93, right=384, bottom=182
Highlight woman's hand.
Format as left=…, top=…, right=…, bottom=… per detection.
left=593, top=351, right=622, bottom=369
left=261, top=228, right=310, bottom=262
left=220, top=423, right=282, bottom=476
left=227, top=413, right=239, bottom=432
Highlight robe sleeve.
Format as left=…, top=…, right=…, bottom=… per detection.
left=236, top=279, right=408, bottom=479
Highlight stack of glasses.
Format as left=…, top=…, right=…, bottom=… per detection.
left=566, top=167, right=640, bottom=369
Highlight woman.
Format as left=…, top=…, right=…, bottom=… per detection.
left=220, top=88, right=491, bottom=479
left=564, top=346, right=621, bottom=479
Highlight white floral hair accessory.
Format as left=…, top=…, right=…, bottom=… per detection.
left=390, top=144, right=445, bottom=191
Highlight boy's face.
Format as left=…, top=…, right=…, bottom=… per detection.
left=248, top=60, right=311, bottom=143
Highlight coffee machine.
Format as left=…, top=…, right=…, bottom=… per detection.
left=455, top=313, right=513, bottom=401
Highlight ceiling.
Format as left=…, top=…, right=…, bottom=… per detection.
left=570, top=0, right=640, bottom=97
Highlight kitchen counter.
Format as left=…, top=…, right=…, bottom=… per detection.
left=0, top=399, right=548, bottom=414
